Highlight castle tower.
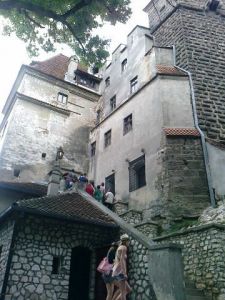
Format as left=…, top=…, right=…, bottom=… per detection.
left=144, top=0, right=225, bottom=198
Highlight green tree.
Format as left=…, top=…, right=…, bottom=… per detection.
left=0, top=0, right=131, bottom=66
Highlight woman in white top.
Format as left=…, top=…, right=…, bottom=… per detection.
left=112, top=234, right=131, bottom=300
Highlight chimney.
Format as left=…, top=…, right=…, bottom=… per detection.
left=64, top=56, right=79, bottom=83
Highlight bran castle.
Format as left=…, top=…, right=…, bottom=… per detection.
left=0, top=0, right=225, bottom=299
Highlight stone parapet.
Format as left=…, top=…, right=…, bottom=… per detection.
left=154, top=224, right=225, bottom=299
left=135, top=221, right=159, bottom=238
left=119, top=209, right=143, bottom=225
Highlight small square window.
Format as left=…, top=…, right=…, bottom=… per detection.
left=110, top=95, right=116, bottom=112
left=104, top=130, right=111, bottom=148
left=52, top=256, right=63, bottom=275
left=130, top=76, right=138, bottom=94
left=91, top=141, right=96, bottom=157
left=105, top=77, right=110, bottom=87
left=129, top=155, right=146, bottom=192
left=57, top=92, right=68, bottom=104
left=124, top=114, right=132, bottom=135
left=121, top=59, right=127, bottom=72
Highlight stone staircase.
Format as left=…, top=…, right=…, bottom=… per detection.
left=113, top=201, right=213, bottom=300
left=185, top=281, right=212, bottom=300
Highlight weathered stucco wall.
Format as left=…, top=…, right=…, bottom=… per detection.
left=0, top=72, right=98, bottom=182
left=90, top=73, right=195, bottom=216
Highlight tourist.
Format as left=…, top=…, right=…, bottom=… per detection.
left=78, top=173, right=88, bottom=189
left=104, top=190, right=115, bottom=210
left=85, top=181, right=95, bottom=196
left=93, top=185, right=103, bottom=202
left=100, top=182, right=105, bottom=194
left=112, top=234, right=131, bottom=300
left=102, top=242, right=119, bottom=300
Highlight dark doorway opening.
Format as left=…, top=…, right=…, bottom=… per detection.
left=105, top=173, right=115, bottom=195
left=68, top=246, right=91, bottom=300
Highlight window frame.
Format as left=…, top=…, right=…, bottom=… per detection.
left=123, top=114, right=133, bottom=135
left=129, top=155, right=146, bottom=192
left=52, top=256, right=63, bottom=275
left=104, top=130, right=112, bottom=148
left=121, top=59, right=127, bottom=72
left=130, top=76, right=138, bottom=94
left=57, top=92, right=68, bottom=105
left=110, top=95, right=116, bottom=112
left=91, top=141, right=96, bottom=157
left=105, top=77, right=110, bottom=87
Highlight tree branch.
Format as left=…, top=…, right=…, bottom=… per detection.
left=62, top=0, right=94, bottom=19
left=23, top=10, right=45, bottom=28
left=65, top=21, right=86, bottom=54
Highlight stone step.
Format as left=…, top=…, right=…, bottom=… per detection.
left=119, top=209, right=143, bottom=225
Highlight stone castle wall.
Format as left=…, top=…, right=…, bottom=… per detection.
left=152, top=7, right=225, bottom=144
left=164, top=136, right=210, bottom=217
left=4, top=215, right=158, bottom=300
left=6, top=216, right=118, bottom=300
left=154, top=224, right=225, bottom=299
left=0, top=220, right=14, bottom=295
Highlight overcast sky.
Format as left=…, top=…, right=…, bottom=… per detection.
left=0, top=0, right=150, bottom=113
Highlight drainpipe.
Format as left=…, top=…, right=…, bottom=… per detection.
left=172, top=45, right=216, bottom=208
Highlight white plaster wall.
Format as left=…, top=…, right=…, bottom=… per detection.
left=0, top=73, right=97, bottom=182
left=207, top=142, right=225, bottom=197
left=90, top=74, right=193, bottom=210
left=100, top=27, right=154, bottom=116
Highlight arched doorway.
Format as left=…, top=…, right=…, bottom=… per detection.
left=68, top=246, right=91, bottom=300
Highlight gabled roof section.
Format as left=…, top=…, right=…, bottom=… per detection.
left=30, top=54, right=70, bottom=81
left=15, top=192, right=117, bottom=227
left=0, top=181, right=47, bottom=196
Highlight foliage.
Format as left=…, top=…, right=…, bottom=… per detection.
left=0, top=0, right=131, bottom=66
left=161, top=219, right=199, bottom=235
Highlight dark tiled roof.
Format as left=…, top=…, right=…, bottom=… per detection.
left=156, top=65, right=187, bottom=76
left=0, top=181, right=47, bottom=196
left=164, top=127, right=200, bottom=136
left=30, top=54, right=70, bottom=80
left=30, top=54, right=89, bottom=81
left=16, top=192, right=117, bottom=227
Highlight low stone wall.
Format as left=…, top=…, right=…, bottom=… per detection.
left=128, top=237, right=157, bottom=300
left=154, top=224, right=225, bottom=299
left=0, top=220, right=14, bottom=295
left=135, top=222, right=159, bottom=238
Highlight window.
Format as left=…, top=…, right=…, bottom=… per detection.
left=104, top=130, right=111, bottom=148
left=124, top=114, right=133, bottom=135
left=105, top=77, right=110, bottom=87
left=129, top=155, right=146, bottom=192
left=110, top=95, right=116, bottom=111
left=121, top=59, right=127, bottom=72
left=96, top=110, right=101, bottom=125
left=57, top=92, right=68, bottom=104
left=130, top=76, right=138, bottom=94
left=91, top=141, right=96, bottom=157
left=52, top=256, right=63, bottom=275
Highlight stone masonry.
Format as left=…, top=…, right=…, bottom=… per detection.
left=154, top=224, right=225, bottom=299
left=0, top=220, right=14, bottom=294
left=5, top=216, right=118, bottom=300
left=149, top=3, right=225, bottom=144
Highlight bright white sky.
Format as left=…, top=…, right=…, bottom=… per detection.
left=0, top=0, right=150, bottom=113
